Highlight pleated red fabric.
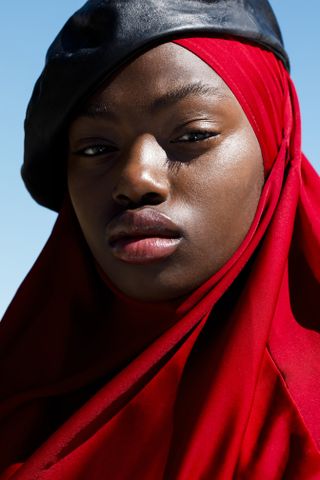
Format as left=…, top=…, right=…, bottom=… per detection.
left=1, top=38, right=320, bottom=479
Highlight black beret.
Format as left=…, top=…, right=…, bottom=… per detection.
left=22, top=0, right=289, bottom=211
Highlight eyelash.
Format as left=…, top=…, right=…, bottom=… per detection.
left=172, top=131, right=218, bottom=143
left=75, top=145, right=117, bottom=157
left=74, top=130, right=218, bottom=157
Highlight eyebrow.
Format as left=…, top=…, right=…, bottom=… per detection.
left=76, top=82, right=226, bottom=120
left=150, top=82, right=227, bottom=111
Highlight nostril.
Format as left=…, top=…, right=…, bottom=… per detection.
left=114, top=191, right=165, bottom=209
left=141, top=192, right=164, bottom=206
left=115, top=194, right=132, bottom=208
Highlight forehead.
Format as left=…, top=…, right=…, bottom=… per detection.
left=86, top=42, right=233, bottom=108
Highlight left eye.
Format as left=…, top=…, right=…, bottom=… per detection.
left=172, top=131, right=218, bottom=143
left=75, top=144, right=117, bottom=157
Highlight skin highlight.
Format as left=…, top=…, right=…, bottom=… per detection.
left=67, top=42, right=264, bottom=301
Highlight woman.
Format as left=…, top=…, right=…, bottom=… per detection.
left=1, top=0, right=319, bottom=478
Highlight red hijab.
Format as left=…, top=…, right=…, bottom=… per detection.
left=1, top=38, right=320, bottom=479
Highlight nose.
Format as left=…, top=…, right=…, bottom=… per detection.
left=112, top=134, right=170, bottom=208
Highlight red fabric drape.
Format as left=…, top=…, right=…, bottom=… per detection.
left=1, top=38, right=320, bottom=479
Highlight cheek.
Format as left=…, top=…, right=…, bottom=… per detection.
left=67, top=167, right=113, bottom=241
left=175, top=131, right=264, bottom=260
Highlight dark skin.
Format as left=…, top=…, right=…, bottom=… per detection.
left=68, top=43, right=264, bottom=301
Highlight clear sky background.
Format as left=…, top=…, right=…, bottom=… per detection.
left=1, top=1, right=319, bottom=318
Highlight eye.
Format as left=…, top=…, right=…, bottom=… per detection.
left=172, top=131, right=218, bottom=143
left=73, top=144, right=118, bottom=157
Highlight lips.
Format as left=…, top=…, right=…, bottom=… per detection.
left=106, top=208, right=182, bottom=264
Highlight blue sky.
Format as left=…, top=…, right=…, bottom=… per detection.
left=1, top=1, right=319, bottom=317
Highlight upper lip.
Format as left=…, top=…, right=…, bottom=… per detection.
left=107, top=208, right=182, bottom=245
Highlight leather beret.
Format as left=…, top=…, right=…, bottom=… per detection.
left=22, top=0, right=289, bottom=211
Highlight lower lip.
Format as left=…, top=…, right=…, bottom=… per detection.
left=110, top=236, right=181, bottom=264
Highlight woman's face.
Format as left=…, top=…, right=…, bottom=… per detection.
left=68, top=43, right=264, bottom=301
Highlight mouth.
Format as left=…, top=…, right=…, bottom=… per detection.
left=110, top=235, right=182, bottom=264
left=107, top=209, right=183, bottom=264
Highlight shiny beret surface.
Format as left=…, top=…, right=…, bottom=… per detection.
left=22, top=0, right=289, bottom=211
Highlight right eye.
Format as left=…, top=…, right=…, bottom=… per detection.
left=74, top=144, right=118, bottom=157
